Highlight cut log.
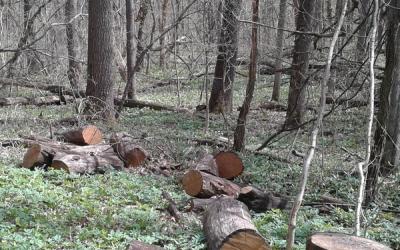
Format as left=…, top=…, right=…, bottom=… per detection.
left=128, top=240, right=164, bottom=250
left=61, top=125, right=103, bottom=145
left=203, top=197, right=269, bottom=250
left=51, top=152, right=124, bottom=174
left=214, top=151, right=244, bottom=179
left=187, top=197, right=218, bottom=213
left=194, top=154, right=219, bottom=176
left=238, top=186, right=289, bottom=212
left=182, top=170, right=241, bottom=198
left=306, top=232, right=392, bottom=250
left=110, top=133, right=148, bottom=168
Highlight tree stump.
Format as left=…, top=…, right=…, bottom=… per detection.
left=203, top=197, right=269, bottom=250
left=61, top=125, right=103, bottom=145
left=214, top=151, right=244, bottom=179
left=110, top=133, right=148, bottom=168
left=182, top=170, right=241, bottom=198
left=306, top=232, right=392, bottom=250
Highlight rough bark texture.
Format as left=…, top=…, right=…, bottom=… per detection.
left=356, top=0, right=371, bottom=62
left=60, top=125, right=103, bottom=145
left=306, top=232, right=392, bottom=250
left=233, top=0, right=258, bottom=151
left=65, top=0, right=80, bottom=89
left=285, top=0, right=316, bottom=128
left=159, top=0, right=170, bottom=68
left=86, top=0, right=115, bottom=120
left=135, top=0, right=150, bottom=72
left=194, top=154, right=219, bottom=176
left=208, top=0, right=242, bottom=113
left=271, top=0, right=288, bottom=101
left=181, top=170, right=241, bottom=198
left=110, top=133, right=148, bottom=168
left=125, top=0, right=137, bottom=99
left=238, top=186, right=289, bottom=212
left=203, top=197, right=269, bottom=250
left=366, top=0, right=400, bottom=202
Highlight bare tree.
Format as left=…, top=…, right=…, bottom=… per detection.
left=125, top=0, right=137, bottom=100
left=65, top=0, right=80, bottom=90
left=208, top=0, right=242, bottom=114
left=233, top=0, right=259, bottom=151
left=159, top=0, right=170, bottom=68
left=86, top=0, right=115, bottom=120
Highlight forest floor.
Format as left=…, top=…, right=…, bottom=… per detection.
left=0, top=70, right=399, bottom=249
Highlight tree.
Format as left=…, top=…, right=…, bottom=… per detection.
left=285, top=0, right=316, bottom=128
left=86, top=0, right=115, bottom=121
left=135, top=0, right=150, bottom=72
left=366, top=0, right=400, bottom=203
left=271, top=0, right=288, bottom=102
left=233, top=0, right=259, bottom=151
left=65, top=0, right=80, bottom=90
left=208, top=0, right=242, bottom=114
left=125, top=0, right=137, bottom=100
left=159, top=0, right=170, bottom=68
left=356, top=0, right=371, bottom=62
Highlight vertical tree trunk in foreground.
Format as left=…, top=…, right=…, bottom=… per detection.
left=86, top=0, right=115, bottom=121
left=65, top=0, right=80, bottom=90
left=285, top=0, right=316, bottom=128
left=208, top=0, right=242, bottom=114
left=233, top=0, right=259, bottom=151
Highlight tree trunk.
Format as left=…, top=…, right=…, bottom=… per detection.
left=86, top=0, right=115, bottom=121
left=135, top=0, right=150, bottom=72
left=208, top=0, right=242, bottom=114
left=203, top=197, right=269, bottom=250
left=285, top=0, right=316, bottom=128
left=366, top=0, right=400, bottom=203
left=271, top=0, right=288, bottom=102
left=65, top=0, right=80, bottom=90
left=356, top=0, right=371, bottom=62
left=60, top=125, right=103, bottom=145
left=306, top=232, right=391, bottom=250
left=159, top=0, right=170, bottom=68
left=233, top=0, right=259, bottom=151
left=126, top=0, right=137, bottom=100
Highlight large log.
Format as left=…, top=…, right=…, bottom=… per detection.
left=306, top=232, right=392, bottom=250
left=60, top=125, right=103, bottom=145
left=203, top=197, right=269, bottom=250
left=213, top=151, right=244, bottom=179
left=181, top=170, right=241, bottom=198
left=110, top=133, right=148, bottom=168
left=194, top=154, right=219, bottom=176
left=128, top=240, right=164, bottom=250
left=238, top=186, right=289, bottom=212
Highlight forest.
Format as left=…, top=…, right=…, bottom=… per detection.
left=0, top=0, right=399, bottom=249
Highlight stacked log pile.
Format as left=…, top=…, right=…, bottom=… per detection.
left=20, top=126, right=148, bottom=175
left=182, top=152, right=288, bottom=249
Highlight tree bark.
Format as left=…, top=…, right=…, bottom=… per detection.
left=110, top=133, right=148, bottom=168
left=233, top=0, right=258, bottom=151
left=135, top=0, right=150, bottom=72
left=125, top=0, right=137, bottom=100
left=271, top=0, right=288, bottom=102
left=65, top=0, right=80, bottom=90
left=203, top=197, right=269, bottom=250
left=356, top=0, right=371, bottom=62
left=208, top=0, right=242, bottom=113
left=238, top=186, right=289, bottom=212
left=159, top=0, right=170, bottom=68
left=285, top=0, right=316, bottom=128
left=60, top=125, right=103, bottom=145
left=86, top=0, right=115, bottom=121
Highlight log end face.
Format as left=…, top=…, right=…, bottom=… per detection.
left=214, top=152, right=244, bottom=179
left=126, top=148, right=147, bottom=168
left=306, top=232, right=393, bottom=250
left=182, top=170, right=203, bottom=197
left=82, top=125, right=103, bottom=145
left=221, top=230, right=270, bottom=250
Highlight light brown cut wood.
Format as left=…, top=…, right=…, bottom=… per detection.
left=182, top=170, right=241, bottom=198
left=128, top=240, right=164, bottom=250
left=214, top=151, right=244, bottom=179
left=203, top=197, right=269, bottom=250
left=61, top=125, right=103, bottom=145
left=306, top=232, right=392, bottom=250
left=110, top=133, right=148, bottom=168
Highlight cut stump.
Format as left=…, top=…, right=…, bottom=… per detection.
left=182, top=170, right=241, bottom=198
left=214, top=151, right=244, bottom=179
left=306, top=232, right=392, bottom=250
left=203, top=197, right=269, bottom=250
left=61, top=125, right=103, bottom=145
left=110, top=133, right=148, bottom=168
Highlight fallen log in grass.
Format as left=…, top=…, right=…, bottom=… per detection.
left=203, top=197, right=269, bottom=250
left=0, top=95, right=75, bottom=106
